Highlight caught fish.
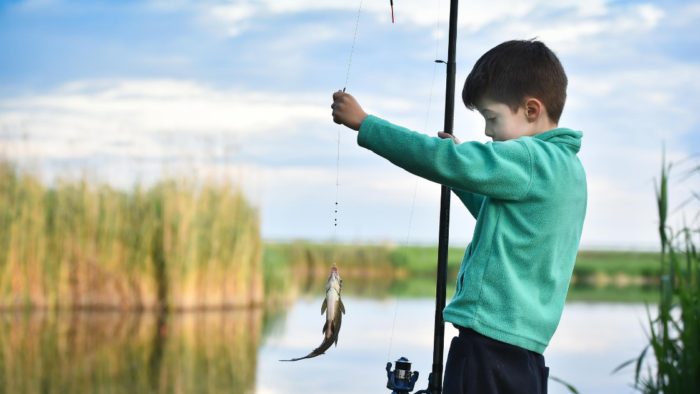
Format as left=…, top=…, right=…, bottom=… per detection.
left=280, top=266, right=346, bottom=362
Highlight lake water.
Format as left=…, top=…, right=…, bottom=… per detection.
left=262, top=298, right=653, bottom=394
left=0, top=297, right=656, bottom=394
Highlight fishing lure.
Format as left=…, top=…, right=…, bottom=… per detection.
left=390, top=0, right=394, bottom=23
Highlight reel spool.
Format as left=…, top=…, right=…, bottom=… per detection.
left=386, top=357, right=419, bottom=394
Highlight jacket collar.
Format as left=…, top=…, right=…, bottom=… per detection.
left=531, top=127, right=582, bottom=152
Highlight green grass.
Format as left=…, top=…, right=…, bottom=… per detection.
left=263, top=244, right=665, bottom=303
left=614, top=147, right=700, bottom=393
left=388, top=246, right=465, bottom=275
left=264, top=242, right=660, bottom=279
left=565, top=284, right=660, bottom=304
left=573, top=250, right=659, bottom=277
left=261, top=240, right=663, bottom=304
left=263, top=242, right=396, bottom=273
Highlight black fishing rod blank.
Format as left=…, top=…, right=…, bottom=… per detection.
left=431, top=0, right=459, bottom=393
left=385, top=0, right=459, bottom=393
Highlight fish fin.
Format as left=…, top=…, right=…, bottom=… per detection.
left=339, top=299, right=345, bottom=315
left=332, top=319, right=341, bottom=347
left=321, top=298, right=327, bottom=314
left=322, top=320, right=328, bottom=335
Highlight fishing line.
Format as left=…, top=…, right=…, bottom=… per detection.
left=336, top=0, right=443, bottom=362
left=386, top=0, right=443, bottom=364
left=334, top=0, right=363, bottom=267
left=343, top=0, right=363, bottom=93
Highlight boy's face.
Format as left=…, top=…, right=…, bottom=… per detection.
left=475, top=96, right=530, bottom=142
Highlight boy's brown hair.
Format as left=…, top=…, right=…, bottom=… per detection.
left=462, top=39, right=568, bottom=123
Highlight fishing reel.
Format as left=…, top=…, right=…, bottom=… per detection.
left=385, top=357, right=433, bottom=394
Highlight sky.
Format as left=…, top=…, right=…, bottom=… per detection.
left=0, top=0, right=698, bottom=250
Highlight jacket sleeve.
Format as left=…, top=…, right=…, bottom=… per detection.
left=453, top=189, right=486, bottom=219
left=357, top=115, right=533, bottom=201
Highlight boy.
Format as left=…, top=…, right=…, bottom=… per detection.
left=331, top=39, right=586, bottom=393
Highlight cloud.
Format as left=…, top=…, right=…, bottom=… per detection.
left=1, top=0, right=698, bottom=247
left=1, top=72, right=697, bottom=248
left=183, top=0, right=665, bottom=47
left=0, top=79, right=329, bottom=159
left=527, top=4, right=664, bottom=47
left=0, top=78, right=444, bottom=161
left=202, top=2, right=258, bottom=36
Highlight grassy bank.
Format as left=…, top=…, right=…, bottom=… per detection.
left=264, top=242, right=660, bottom=279
left=262, top=243, right=662, bottom=303
left=0, top=159, right=262, bottom=310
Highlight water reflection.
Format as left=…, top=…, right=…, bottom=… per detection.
left=0, top=309, right=284, bottom=394
left=261, top=300, right=656, bottom=394
left=0, top=276, right=659, bottom=394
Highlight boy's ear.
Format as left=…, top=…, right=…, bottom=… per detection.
left=524, top=98, right=544, bottom=123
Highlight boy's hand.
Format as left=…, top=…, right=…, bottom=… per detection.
left=437, top=131, right=461, bottom=144
left=331, top=90, right=368, bottom=131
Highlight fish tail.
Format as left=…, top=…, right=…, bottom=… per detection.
left=279, top=350, right=321, bottom=362
left=279, top=357, right=306, bottom=362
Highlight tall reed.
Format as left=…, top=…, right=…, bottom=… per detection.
left=0, top=158, right=263, bottom=310
left=615, top=147, right=700, bottom=392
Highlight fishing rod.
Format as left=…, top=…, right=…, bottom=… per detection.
left=385, top=0, right=459, bottom=393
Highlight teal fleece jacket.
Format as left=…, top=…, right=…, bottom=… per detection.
left=357, top=115, right=587, bottom=354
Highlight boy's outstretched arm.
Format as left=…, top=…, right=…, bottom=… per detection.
left=331, top=91, right=533, bottom=201
left=437, top=132, right=487, bottom=219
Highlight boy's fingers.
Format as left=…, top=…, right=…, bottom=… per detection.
left=332, top=90, right=345, bottom=101
left=437, top=132, right=454, bottom=140
left=437, top=132, right=461, bottom=144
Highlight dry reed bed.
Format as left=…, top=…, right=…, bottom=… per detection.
left=0, top=159, right=263, bottom=310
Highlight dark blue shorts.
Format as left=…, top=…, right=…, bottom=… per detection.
left=443, top=325, right=549, bottom=394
